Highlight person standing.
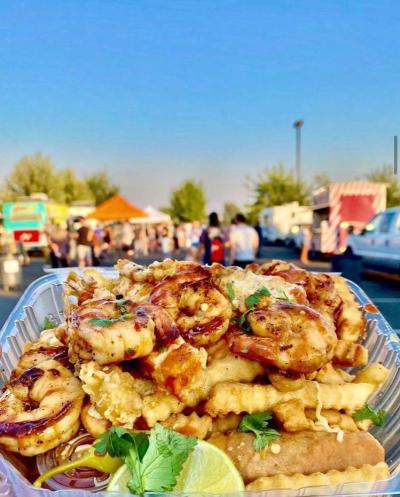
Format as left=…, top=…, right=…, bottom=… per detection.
left=48, top=224, right=69, bottom=268
left=188, top=221, right=202, bottom=261
left=300, top=224, right=312, bottom=265
left=160, top=226, right=172, bottom=257
left=76, top=218, right=93, bottom=268
left=121, top=221, right=134, bottom=257
left=230, top=213, right=259, bottom=268
left=200, top=212, right=225, bottom=265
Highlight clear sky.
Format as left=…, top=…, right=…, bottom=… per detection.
left=0, top=0, right=399, bottom=211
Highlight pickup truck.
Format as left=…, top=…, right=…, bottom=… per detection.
left=347, top=207, right=400, bottom=272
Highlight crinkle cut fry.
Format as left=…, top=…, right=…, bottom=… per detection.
left=161, top=412, right=212, bottom=439
left=161, top=412, right=242, bottom=439
left=333, top=339, right=368, bottom=368
left=205, top=380, right=377, bottom=416
left=273, top=399, right=360, bottom=433
left=246, top=462, right=390, bottom=491
left=332, top=275, right=365, bottom=342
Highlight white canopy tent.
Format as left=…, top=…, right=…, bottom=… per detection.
left=130, top=206, right=171, bottom=224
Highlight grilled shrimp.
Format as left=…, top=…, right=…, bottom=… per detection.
left=251, top=261, right=342, bottom=329
left=150, top=267, right=232, bottom=346
left=0, top=359, right=83, bottom=456
left=67, top=298, right=178, bottom=365
left=11, top=328, right=68, bottom=377
left=227, top=301, right=337, bottom=373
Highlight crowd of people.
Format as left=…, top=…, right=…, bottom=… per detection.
left=45, top=212, right=262, bottom=269
left=46, top=219, right=171, bottom=268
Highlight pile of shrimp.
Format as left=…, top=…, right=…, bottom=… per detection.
left=0, top=259, right=367, bottom=456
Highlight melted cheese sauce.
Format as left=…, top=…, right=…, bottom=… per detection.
left=228, top=271, right=306, bottom=309
left=314, top=381, right=344, bottom=443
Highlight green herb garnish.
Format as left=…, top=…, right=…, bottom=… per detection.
left=89, top=317, right=118, bottom=327
left=244, top=286, right=271, bottom=308
left=89, top=312, right=133, bottom=328
left=227, top=282, right=236, bottom=302
left=276, top=287, right=290, bottom=301
left=95, top=424, right=197, bottom=495
left=42, top=316, right=57, bottom=330
left=116, top=299, right=129, bottom=315
left=232, top=286, right=271, bottom=332
left=238, top=412, right=280, bottom=451
left=352, top=405, right=387, bottom=426
left=232, top=311, right=252, bottom=333
left=94, top=426, right=147, bottom=458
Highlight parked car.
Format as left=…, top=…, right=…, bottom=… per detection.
left=346, top=207, right=400, bottom=272
left=284, top=225, right=302, bottom=249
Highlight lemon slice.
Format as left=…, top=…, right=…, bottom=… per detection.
left=107, top=440, right=244, bottom=493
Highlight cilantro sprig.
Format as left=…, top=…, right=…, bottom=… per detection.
left=275, top=287, right=290, bottom=301
left=89, top=300, right=133, bottom=327
left=244, top=286, right=271, bottom=307
left=94, top=424, right=197, bottom=495
left=238, top=412, right=280, bottom=451
left=352, top=405, right=387, bottom=426
left=116, top=298, right=129, bottom=315
left=42, top=316, right=57, bottom=330
left=227, top=282, right=236, bottom=302
left=231, top=286, right=271, bottom=332
left=89, top=314, right=133, bottom=327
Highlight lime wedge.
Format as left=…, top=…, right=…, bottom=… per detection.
left=174, top=440, right=244, bottom=493
left=107, top=440, right=244, bottom=493
left=107, top=464, right=131, bottom=492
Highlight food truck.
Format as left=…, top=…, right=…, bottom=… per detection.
left=311, top=181, right=386, bottom=254
left=2, top=198, right=68, bottom=251
left=259, top=201, right=313, bottom=244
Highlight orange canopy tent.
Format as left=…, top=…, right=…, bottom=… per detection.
left=87, top=195, right=147, bottom=221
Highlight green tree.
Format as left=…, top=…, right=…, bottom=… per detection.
left=222, top=202, right=241, bottom=225
left=85, top=172, right=119, bottom=205
left=165, top=180, right=206, bottom=223
left=0, top=152, right=62, bottom=202
left=58, top=168, right=93, bottom=204
left=365, top=165, right=400, bottom=208
left=247, top=164, right=310, bottom=222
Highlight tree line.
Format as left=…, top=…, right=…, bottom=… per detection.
left=0, top=152, right=119, bottom=206
left=1, top=152, right=398, bottom=221
left=165, top=164, right=400, bottom=224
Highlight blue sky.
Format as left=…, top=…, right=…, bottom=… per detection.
left=0, top=0, right=399, bottom=211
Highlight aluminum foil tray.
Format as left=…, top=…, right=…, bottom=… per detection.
left=0, top=270, right=400, bottom=497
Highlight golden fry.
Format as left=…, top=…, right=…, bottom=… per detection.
left=354, top=363, right=390, bottom=386
left=333, top=340, right=368, bottom=367
left=332, top=275, right=365, bottom=342
left=162, top=413, right=212, bottom=439
left=246, top=462, right=389, bottom=491
left=205, top=380, right=377, bottom=416
left=273, top=400, right=359, bottom=433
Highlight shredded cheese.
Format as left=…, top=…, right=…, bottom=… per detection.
left=270, top=443, right=281, bottom=454
left=313, top=381, right=344, bottom=443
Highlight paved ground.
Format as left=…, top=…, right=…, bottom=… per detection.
left=0, top=246, right=399, bottom=331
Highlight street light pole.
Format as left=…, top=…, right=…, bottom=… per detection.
left=293, top=119, right=304, bottom=182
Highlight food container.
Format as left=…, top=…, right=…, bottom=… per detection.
left=1, top=271, right=400, bottom=497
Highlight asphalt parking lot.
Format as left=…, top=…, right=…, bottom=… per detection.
left=0, top=247, right=399, bottom=332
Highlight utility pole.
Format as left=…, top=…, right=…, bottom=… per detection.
left=293, top=119, right=304, bottom=182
